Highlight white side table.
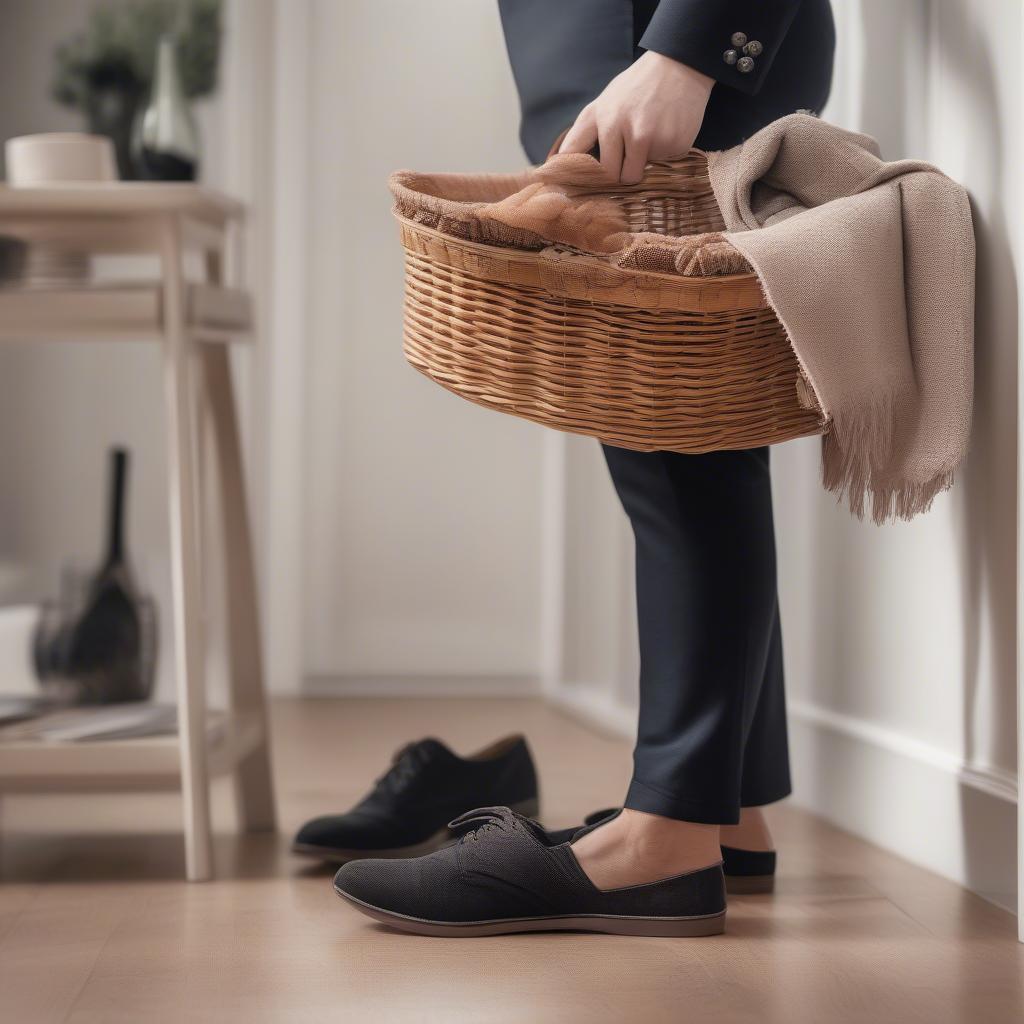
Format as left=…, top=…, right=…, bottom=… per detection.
left=0, top=183, right=277, bottom=880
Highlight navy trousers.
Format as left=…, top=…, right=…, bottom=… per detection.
left=602, top=445, right=791, bottom=824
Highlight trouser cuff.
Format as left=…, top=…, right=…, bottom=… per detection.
left=624, top=777, right=793, bottom=825
left=625, top=777, right=742, bottom=826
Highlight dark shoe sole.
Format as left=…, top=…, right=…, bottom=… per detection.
left=725, top=874, right=774, bottom=895
left=333, top=884, right=726, bottom=937
left=292, top=798, right=541, bottom=864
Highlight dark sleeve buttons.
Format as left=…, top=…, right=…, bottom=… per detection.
left=724, top=31, right=760, bottom=76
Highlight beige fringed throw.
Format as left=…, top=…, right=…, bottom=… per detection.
left=707, top=113, right=975, bottom=522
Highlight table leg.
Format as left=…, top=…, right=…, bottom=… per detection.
left=201, top=345, right=277, bottom=831
left=161, top=216, right=214, bottom=881
left=202, top=248, right=277, bottom=833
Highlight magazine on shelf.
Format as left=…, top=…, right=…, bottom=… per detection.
left=0, top=703, right=226, bottom=743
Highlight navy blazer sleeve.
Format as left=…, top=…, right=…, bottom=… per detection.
left=639, top=0, right=803, bottom=96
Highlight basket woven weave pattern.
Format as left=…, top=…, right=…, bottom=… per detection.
left=581, top=156, right=728, bottom=236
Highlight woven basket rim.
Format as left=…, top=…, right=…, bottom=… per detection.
left=396, top=214, right=771, bottom=313
left=394, top=214, right=757, bottom=286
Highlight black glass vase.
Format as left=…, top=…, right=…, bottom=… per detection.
left=132, top=35, right=200, bottom=181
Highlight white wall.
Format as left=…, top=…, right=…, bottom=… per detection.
left=778, top=0, right=1020, bottom=912
left=0, top=0, right=545, bottom=702
left=292, top=0, right=545, bottom=692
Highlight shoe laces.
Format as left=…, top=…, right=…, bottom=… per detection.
left=448, top=806, right=517, bottom=845
left=373, top=742, right=431, bottom=796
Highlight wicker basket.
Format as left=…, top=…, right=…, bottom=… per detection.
left=391, top=154, right=826, bottom=453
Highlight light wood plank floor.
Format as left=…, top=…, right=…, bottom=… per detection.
left=1, top=697, right=1021, bottom=1024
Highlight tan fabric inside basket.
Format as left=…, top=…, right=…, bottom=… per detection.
left=390, top=153, right=751, bottom=277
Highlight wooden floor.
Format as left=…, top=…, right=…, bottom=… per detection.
left=0, top=697, right=1021, bottom=1023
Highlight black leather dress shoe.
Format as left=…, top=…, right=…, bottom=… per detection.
left=552, top=809, right=777, bottom=894
left=293, top=736, right=538, bottom=863
left=333, top=805, right=726, bottom=937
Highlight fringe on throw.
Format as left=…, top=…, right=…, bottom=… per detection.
left=820, top=397, right=955, bottom=524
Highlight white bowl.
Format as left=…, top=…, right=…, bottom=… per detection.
left=5, top=132, right=117, bottom=187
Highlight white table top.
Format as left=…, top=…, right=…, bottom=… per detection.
left=0, top=182, right=245, bottom=222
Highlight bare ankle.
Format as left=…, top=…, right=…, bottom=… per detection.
left=720, top=807, right=774, bottom=852
left=616, top=808, right=720, bottom=857
left=571, top=809, right=721, bottom=890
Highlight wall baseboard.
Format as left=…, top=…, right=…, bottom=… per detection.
left=786, top=701, right=1017, bottom=913
left=787, top=699, right=1018, bottom=804
left=548, top=683, right=636, bottom=739
left=301, top=674, right=543, bottom=698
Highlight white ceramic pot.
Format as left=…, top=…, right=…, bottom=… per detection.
left=5, top=132, right=117, bottom=186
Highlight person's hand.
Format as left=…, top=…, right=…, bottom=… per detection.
left=559, top=51, right=714, bottom=184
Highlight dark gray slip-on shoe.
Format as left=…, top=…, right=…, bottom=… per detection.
left=333, top=805, right=726, bottom=937
left=551, top=809, right=777, bottom=895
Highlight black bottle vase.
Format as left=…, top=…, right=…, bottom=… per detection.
left=34, top=448, right=158, bottom=704
left=132, top=35, right=200, bottom=182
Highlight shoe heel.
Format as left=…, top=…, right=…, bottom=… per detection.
left=510, top=797, right=540, bottom=818
left=725, top=874, right=775, bottom=895
left=623, top=910, right=726, bottom=938
left=681, top=910, right=727, bottom=937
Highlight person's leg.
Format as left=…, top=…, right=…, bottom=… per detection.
left=722, top=608, right=790, bottom=851
left=573, top=444, right=789, bottom=889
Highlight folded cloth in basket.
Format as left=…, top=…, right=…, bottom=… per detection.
left=390, top=154, right=752, bottom=277
left=707, top=113, right=975, bottom=522
left=475, top=154, right=750, bottom=275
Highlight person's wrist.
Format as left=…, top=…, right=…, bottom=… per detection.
left=643, top=49, right=714, bottom=97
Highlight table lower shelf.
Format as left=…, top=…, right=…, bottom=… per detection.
left=0, top=282, right=252, bottom=343
left=0, top=709, right=264, bottom=792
